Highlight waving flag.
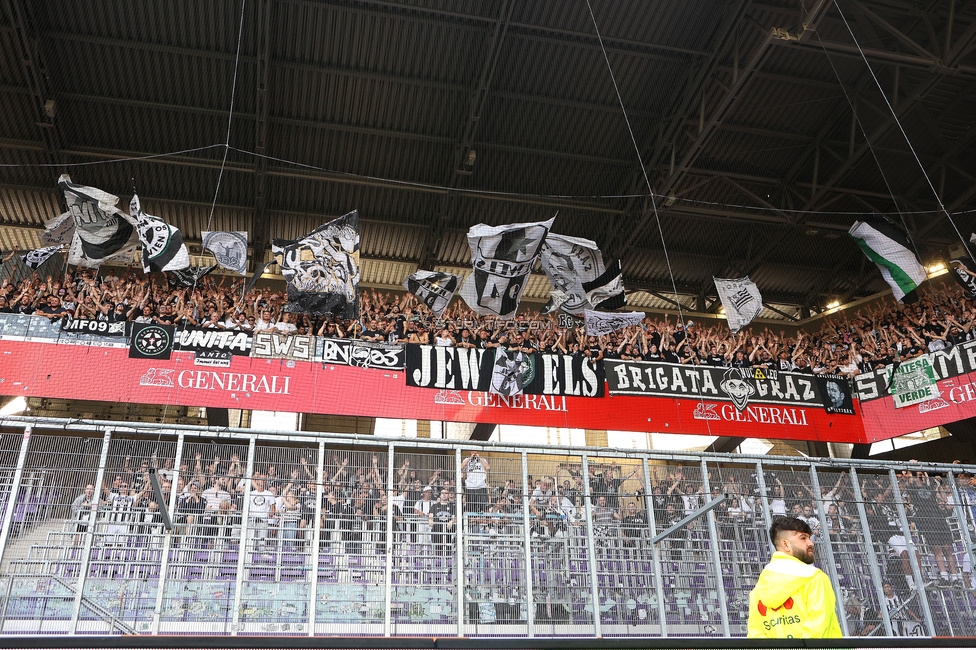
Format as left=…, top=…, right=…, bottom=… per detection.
left=583, top=260, right=625, bottom=310
left=167, top=265, right=216, bottom=288
left=21, top=245, right=62, bottom=270
left=714, top=276, right=763, bottom=333
left=849, top=219, right=926, bottom=303
left=540, top=233, right=606, bottom=315
left=403, top=270, right=459, bottom=315
left=131, top=195, right=189, bottom=273
left=53, top=175, right=139, bottom=267
left=273, top=210, right=360, bottom=317
left=584, top=309, right=644, bottom=337
left=203, top=231, right=248, bottom=275
left=459, top=217, right=554, bottom=318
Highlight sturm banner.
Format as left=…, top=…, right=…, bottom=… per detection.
left=405, top=344, right=604, bottom=397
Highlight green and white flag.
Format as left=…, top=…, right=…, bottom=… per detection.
left=849, top=219, right=926, bottom=303
left=887, top=356, right=941, bottom=408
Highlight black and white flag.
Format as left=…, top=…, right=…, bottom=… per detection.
left=459, top=217, right=554, bottom=318
left=52, top=175, right=140, bottom=268
left=273, top=210, right=360, bottom=318
left=714, top=276, right=763, bottom=333
left=582, top=259, right=625, bottom=310
left=490, top=348, right=535, bottom=397
left=130, top=194, right=189, bottom=273
left=202, top=231, right=248, bottom=275
left=403, top=270, right=459, bottom=315
left=949, top=258, right=976, bottom=298
left=584, top=309, right=644, bottom=337
left=21, top=245, right=62, bottom=270
left=540, top=233, right=606, bottom=315
left=167, top=264, right=216, bottom=288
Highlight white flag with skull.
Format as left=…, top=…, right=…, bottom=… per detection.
left=714, top=276, right=763, bottom=333
left=539, top=233, right=606, bottom=315
left=458, top=216, right=555, bottom=319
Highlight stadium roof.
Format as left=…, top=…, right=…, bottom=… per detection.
left=1, top=0, right=974, bottom=320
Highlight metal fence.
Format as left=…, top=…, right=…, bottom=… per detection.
left=0, top=415, right=973, bottom=638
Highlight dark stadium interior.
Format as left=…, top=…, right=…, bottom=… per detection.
left=0, top=0, right=975, bottom=318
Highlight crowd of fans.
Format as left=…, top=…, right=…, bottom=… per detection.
left=3, top=265, right=975, bottom=377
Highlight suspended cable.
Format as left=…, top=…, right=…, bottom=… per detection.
left=831, top=0, right=975, bottom=260
left=812, top=28, right=923, bottom=263
left=0, top=144, right=225, bottom=168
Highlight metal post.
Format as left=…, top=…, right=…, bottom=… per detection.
left=231, top=437, right=257, bottom=635
left=0, top=426, right=29, bottom=570
left=700, top=460, right=730, bottom=637
left=753, top=461, right=774, bottom=553
left=946, top=471, right=976, bottom=592
left=848, top=467, right=893, bottom=636
left=521, top=451, right=534, bottom=637
left=68, top=427, right=108, bottom=634
left=808, top=466, right=849, bottom=637
left=641, top=457, right=668, bottom=637
left=454, top=447, right=464, bottom=637
left=580, top=454, right=601, bottom=637
left=383, top=443, right=395, bottom=637
left=150, top=432, right=184, bottom=635
left=888, top=469, right=935, bottom=635
left=306, top=441, right=325, bottom=637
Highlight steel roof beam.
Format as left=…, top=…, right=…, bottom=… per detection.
left=418, top=0, right=516, bottom=270
left=2, top=0, right=66, bottom=171
left=613, top=0, right=833, bottom=260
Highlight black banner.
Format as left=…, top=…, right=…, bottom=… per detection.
left=60, top=316, right=126, bottom=337
left=172, top=327, right=253, bottom=356
left=128, top=322, right=175, bottom=360
left=405, top=344, right=603, bottom=397
left=605, top=360, right=828, bottom=411
left=816, top=376, right=856, bottom=415
left=320, top=338, right=405, bottom=369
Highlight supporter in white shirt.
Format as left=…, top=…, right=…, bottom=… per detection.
left=273, top=312, right=298, bottom=335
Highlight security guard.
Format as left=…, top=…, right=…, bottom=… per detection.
left=748, top=516, right=842, bottom=638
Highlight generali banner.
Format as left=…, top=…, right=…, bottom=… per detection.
left=0, top=338, right=867, bottom=442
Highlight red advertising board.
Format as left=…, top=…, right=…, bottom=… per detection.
left=0, top=339, right=870, bottom=443
left=858, top=371, right=976, bottom=442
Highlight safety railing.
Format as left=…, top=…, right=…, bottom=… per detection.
left=0, top=414, right=973, bottom=638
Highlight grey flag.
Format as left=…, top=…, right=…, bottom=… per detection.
left=203, top=231, right=248, bottom=275
left=540, top=233, right=605, bottom=315
left=458, top=216, right=555, bottom=318
left=714, top=276, right=763, bottom=333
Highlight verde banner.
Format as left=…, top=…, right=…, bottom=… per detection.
left=888, top=357, right=941, bottom=408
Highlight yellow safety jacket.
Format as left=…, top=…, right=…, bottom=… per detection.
left=747, top=551, right=842, bottom=638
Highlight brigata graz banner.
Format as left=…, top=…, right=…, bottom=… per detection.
left=856, top=340, right=976, bottom=441
left=606, top=360, right=830, bottom=408
left=405, top=344, right=604, bottom=397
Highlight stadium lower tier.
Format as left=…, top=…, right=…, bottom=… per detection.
left=0, top=418, right=972, bottom=638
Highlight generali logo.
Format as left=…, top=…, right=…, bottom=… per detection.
left=138, top=368, right=291, bottom=395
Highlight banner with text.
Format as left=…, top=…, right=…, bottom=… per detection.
left=405, top=344, right=605, bottom=397
left=0, top=338, right=865, bottom=442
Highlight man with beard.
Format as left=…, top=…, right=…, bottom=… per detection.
left=748, top=517, right=841, bottom=638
